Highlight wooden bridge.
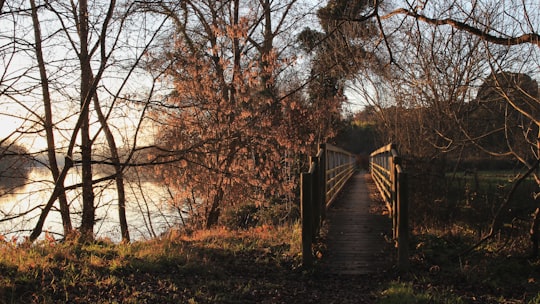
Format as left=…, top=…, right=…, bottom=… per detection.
left=301, top=143, right=408, bottom=274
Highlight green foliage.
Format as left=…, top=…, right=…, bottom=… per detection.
left=378, top=281, right=466, bottom=304
left=222, top=202, right=300, bottom=230
left=407, top=162, right=537, bottom=243
left=297, top=28, right=324, bottom=52
left=378, top=282, right=431, bottom=304
left=529, top=293, right=540, bottom=304
left=223, top=204, right=261, bottom=229
left=445, top=170, right=537, bottom=233
left=334, top=119, right=377, bottom=155
left=317, top=0, right=376, bottom=33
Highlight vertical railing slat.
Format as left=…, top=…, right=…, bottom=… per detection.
left=318, top=145, right=327, bottom=223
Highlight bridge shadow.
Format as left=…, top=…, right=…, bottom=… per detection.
left=318, top=172, right=394, bottom=275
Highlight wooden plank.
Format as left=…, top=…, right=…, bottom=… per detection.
left=320, top=172, right=392, bottom=275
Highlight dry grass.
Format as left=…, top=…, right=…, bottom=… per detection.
left=0, top=223, right=306, bottom=303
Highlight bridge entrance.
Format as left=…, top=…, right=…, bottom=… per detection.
left=300, top=143, right=408, bottom=272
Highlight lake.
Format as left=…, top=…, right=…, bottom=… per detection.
left=0, top=167, right=183, bottom=242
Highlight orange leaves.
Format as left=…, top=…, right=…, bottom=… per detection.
left=225, top=20, right=249, bottom=40
left=44, top=231, right=56, bottom=246
left=238, top=110, right=251, bottom=119
left=148, top=1, right=344, bottom=229
left=179, top=159, right=188, bottom=168
left=250, top=223, right=273, bottom=235
left=211, top=16, right=249, bottom=41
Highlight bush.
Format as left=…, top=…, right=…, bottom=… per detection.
left=222, top=204, right=260, bottom=229
left=222, top=202, right=300, bottom=230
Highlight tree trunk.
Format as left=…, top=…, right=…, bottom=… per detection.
left=206, top=188, right=223, bottom=229
left=29, top=157, right=74, bottom=242
left=93, top=93, right=130, bottom=242
left=30, top=0, right=73, bottom=237
left=78, top=0, right=95, bottom=241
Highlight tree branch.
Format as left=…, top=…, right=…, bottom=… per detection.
left=383, top=8, right=540, bottom=47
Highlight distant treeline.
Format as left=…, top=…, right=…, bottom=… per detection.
left=0, top=142, right=32, bottom=192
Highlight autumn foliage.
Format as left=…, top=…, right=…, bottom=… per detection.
left=148, top=1, right=337, bottom=229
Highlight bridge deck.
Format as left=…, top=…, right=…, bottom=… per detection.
left=320, top=172, right=393, bottom=275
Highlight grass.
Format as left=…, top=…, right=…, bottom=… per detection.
left=0, top=224, right=540, bottom=304
left=369, top=229, right=539, bottom=304
left=1, top=225, right=303, bottom=303
left=396, top=232, right=540, bottom=303
left=1, top=227, right=538, bottom=303
left=0, top=222, right=385, bottom=303
left=378, top=281, right=466, bottom=304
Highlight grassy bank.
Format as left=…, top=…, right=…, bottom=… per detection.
left=2, top=224, right=537, bottom=303
left=382, top=231, right=540, bottom=304
left=0, top=223, right=391, bottom=303
left=0, top=225, right=300, bottom=303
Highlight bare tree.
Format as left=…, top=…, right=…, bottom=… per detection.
left=29, top=0, right=73, bottom=237
left=0, top=0, right=177, bottom=242
left=313, top=0, right=539, bottom=254
left=362, top=0, right=540, bottom=254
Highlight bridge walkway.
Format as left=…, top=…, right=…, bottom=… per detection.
left=319, top=172, right=393, bottom=275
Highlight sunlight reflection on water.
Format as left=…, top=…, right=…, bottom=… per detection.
left=0, top=167, right=182, bottom=242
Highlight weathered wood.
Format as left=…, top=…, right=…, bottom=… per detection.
left=321, top=173, right=392, bottom=275
left=301, top=171, right=313, bottom=267
left=397, top=170, right=409, bottom=271
left=301, top=144, right=355, bottom=267
left=370, top=143, right=410, bottom=272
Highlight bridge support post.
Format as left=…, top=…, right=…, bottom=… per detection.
left=318, top=144, right=327, bottom=224
left=301, top=171, right=313, bottom=267
left=397, top=171, right=409, bottom=271
left=391, top=156, right=396, bottom=239
left=311, top=156, right=321, bottom=239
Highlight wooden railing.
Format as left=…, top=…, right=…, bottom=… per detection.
left=370, top=143, right=409, bottom=271
left=300, top=143, right=356, bottom=266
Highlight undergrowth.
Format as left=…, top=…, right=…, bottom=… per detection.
left=375, top=169, right=540, bottom=304
left=0, top=223, right=304, bottom=303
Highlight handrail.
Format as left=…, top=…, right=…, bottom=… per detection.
left=369, top=143, right=409, bottom=271
left=325, top=144, right=356, bottom=208
left=301, top=143, right=356, bottom=266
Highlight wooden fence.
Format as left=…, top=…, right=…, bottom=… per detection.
left=370, top=143, right=409, bottom=271
left=300, top=143, right=356, bottom=266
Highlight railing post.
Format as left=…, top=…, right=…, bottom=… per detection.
left=370, top=143, right=410, bottom=272
left=391, top=155, right=397, bottom=239
left=311, top=156, right=320, bottom=238
left=318, top=144, right=327, bottom=222
left=301, top=170, right=313, bottom=267
left=301, top=143, right=356, bottom=267
left=397, top=170, right=409, bottom=271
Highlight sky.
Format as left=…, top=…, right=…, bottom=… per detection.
left=1, top=0, right=539, bottom=152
